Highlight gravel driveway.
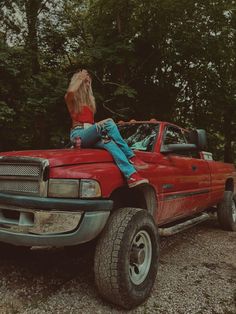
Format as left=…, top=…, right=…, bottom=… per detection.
left=0, top=218, right=235, bottom=314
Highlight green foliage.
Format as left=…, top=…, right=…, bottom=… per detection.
left=0, top=0, right=235, bottom=162
left=0, top=101, right=15, bottom=123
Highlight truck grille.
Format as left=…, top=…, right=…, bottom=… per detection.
left=0, top=164, right=41, bottom=177
left=0, top=157, right=49, bottom=197
left=0, top=180, right=40, bottom=194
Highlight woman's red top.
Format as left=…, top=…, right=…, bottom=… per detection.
left=65, top=91, right=94, bottom=127
left=70, top=105, right=94, bottom=126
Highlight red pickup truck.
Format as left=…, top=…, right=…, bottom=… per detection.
left=0, top=120, right=235, bottom=309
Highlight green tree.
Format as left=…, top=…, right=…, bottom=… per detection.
left=0, top=0, right=235, bottom=163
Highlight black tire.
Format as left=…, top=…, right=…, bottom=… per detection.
left=217, top=191, right=236, bottom=231
left=94, top=208, right=159, bottom=309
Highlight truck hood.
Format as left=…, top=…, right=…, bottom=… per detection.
left=0, top=149, right=114, bottom=167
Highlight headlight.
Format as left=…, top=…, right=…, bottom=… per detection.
left=48, top=179, right=80, bottom=198
left=80, top=179, right=101, bottom=198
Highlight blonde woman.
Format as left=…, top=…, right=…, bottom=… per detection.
left=65, top=70, right=148, bottom=188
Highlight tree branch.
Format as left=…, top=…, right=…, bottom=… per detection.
left=37, top=0, right=49, bottom=16
left=64, top=50, right=73, bottom=67
left=89, top=70, right=124, bottom=87
left=103, top=99, right=126, bottom=118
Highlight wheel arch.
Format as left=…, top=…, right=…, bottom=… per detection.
left=225, top=178, right=234, bottom=192
left=110, top=184, right=158, bottom=217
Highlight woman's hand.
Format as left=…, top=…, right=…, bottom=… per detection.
left=68, top=70, right=91, bottom=91
left=80, top=70, right=92, bottom=88
left=78, top=69, right=89, bottom=80
left=67, top=70, right=90, bottom=92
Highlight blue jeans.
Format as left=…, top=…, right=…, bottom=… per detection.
left=70, top=120, right=136, bottom=178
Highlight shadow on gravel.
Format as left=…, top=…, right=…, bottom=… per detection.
left=159, top=218, right=220, bottom=256
left=0, top=217, right=232, bottom=313
left=0, top=242, right=96, bottom=302
left=197, top=218, right=220, bottom=230
left=0, top=218, right=220, bottom=287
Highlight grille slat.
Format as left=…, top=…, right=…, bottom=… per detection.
left=0, top=159, right=48, bottom=197
left=0, top=180, right=40, bottom=194
left=0, top=164, right=40, bottom=177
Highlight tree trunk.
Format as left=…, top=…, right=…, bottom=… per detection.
left=115, top=12, right=125, bottom=83
left=25, top=0, right=41, bottom=74
left=223, top=107, right=233, bottom=163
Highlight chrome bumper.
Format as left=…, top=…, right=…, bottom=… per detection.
left=0, top=211, right=110, bottom=247
left=0, top=206, right=82, bottom=235
left=0, top=192, right=112, bottom=247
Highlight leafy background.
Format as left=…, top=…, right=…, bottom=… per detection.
left=0, top=0, right=235, bottom=163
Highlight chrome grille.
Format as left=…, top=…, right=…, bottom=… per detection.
left=0, top=180, right=40, bottom=194
left=0, top=157, right=49, bottom=197
left=0, top=164, right=41, bottom=177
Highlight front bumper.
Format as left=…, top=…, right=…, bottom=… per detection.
left=0, top=192, right=113, bottom=247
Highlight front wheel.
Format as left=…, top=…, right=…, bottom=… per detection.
left=217, top=191, right=236, bottom=231
left=94, top=208, right=159, bottom=309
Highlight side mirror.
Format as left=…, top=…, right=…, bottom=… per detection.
left=161, top=143, right=197, bottom=153
left=188, top=129, right=208, bottom=151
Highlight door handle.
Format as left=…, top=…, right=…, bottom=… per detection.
left=192, top=165, right=198, bottom=171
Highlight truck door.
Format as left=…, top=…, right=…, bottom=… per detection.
left=157, top=125, right=211, bottom=222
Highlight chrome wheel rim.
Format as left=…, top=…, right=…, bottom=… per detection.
left=129, top=230, right=152, bottom=285
left=232, top=199, right=236, bottom=222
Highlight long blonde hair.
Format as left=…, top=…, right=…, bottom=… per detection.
left=74, top=80, right=96, bottom=113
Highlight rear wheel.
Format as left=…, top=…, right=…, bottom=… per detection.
left=94, top=207, right=159, bottom=309
left=217, top=191, right=236, bottom=231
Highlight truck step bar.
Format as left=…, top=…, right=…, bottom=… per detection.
left=159, top=212, right=211, bottom=236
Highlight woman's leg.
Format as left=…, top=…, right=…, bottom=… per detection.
left=94, top=139, right=136, bottom=179
left=70, top=124, right=101, bottom=148
left=98, top=119, right=135, bottom=159
left=71, top=126, right=148, bottom=187
left=71, top=126, right=135, bottom=177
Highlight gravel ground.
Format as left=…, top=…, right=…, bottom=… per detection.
left=0, top=218, right=235, bottom=314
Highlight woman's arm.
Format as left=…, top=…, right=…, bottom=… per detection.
left=65, top=70, right=89, bottom=111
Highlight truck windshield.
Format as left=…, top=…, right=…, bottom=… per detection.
left=118, top=123, right=159, bottom=152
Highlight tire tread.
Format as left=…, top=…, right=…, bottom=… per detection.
left=94, top=207, right=158, bottom=309
left=217, top=191, right=236, bottom=231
